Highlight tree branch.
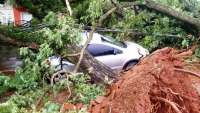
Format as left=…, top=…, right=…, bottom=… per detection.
left=73, top=7, right=118, bottom=73
left=120, top=0, right=200, bottom=31
left=98, top=7, right=117, bottom=26
left=73, top=26, right=96, bottom=73
left=65, top=0, right=73, bottom=16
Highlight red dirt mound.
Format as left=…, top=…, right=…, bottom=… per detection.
left=89, top=47, right=200, bottom=113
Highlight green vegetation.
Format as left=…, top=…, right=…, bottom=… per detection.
left=1, top=0, right=200, bottom=112
left=0, top=12, right=104, bottom=112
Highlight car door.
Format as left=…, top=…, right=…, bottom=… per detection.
left=87, top=44, right=125, bottom=70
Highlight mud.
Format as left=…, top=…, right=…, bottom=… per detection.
left=89, top=47, right=200, bottom=113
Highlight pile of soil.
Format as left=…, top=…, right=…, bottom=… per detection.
left=89, top=47, right=200, bottom=113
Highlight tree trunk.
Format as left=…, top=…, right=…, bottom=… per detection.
left=81, top=51, right=117, bottom=83
left=66, top=45, right=118, bottom=83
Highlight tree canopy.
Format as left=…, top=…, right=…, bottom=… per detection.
left=1, top=0, right=200, bottom=112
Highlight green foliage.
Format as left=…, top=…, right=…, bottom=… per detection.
left=0, top=75, right=10, bottom=94
left=0, top=12, right=82, bottom=93
left=0, top=86, right=59, bottom=113
left=0, top=73, right=104, bottom=112
left=69, top=74, right=105, bottom=105
left=2, top=0, right=200, bottom=112
left=113, top=10, right=148, bottom=41
left=81, top=0, right=111, bottom=24
left=72, top=0, right=91, bottom=23
left=155, top=0, right=200, bottom=17
left=42, top=12, right=81, bottom=50
left=51, top=73, right=105, bottom=105
left=9, top=88, right=45, bottom=108
left=139, top=12, right=195, bottom=51
left=102, top=7, right=189, bottom=51
left=0, top=101, right=19, bottom=113
left=7, top=43, right=53, bottom=91
left=0, top=11, right=105, bottom=112
left=42, top=102, right=60, bottom=113
left=85, top=0, right=104, bottom=22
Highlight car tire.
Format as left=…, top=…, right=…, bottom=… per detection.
left=123, top=61, right=138, bottom=71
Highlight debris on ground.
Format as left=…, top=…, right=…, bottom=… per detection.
left=89, top=47, right=200, bottom=113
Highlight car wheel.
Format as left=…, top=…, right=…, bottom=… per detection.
left=123, top=61, right=138, bottom=71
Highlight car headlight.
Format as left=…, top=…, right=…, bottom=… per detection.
left=145, top=49, right=150, bottom=55
left=137, top=48, right=149, bottom=57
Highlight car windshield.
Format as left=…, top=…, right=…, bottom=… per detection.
left=101, top=36, right=127, bottom=48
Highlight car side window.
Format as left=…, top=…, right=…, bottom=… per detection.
left=87, top=44, right=116, bottom=56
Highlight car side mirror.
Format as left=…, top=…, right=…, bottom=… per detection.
left=113, top=49, right=117, bottom=55
left=113, top=49, right=122, bottom=55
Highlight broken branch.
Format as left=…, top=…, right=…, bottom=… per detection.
left=73, top=7, right=118, bottom=73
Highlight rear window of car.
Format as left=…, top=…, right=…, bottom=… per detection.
left=101, top=36, right=127, bottom=48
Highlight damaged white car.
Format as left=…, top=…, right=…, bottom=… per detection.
left=49, top=32, right=149, bottom=72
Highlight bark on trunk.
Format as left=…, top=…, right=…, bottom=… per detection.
left=81, top=51, right=117, bottom=83
left=66, top=45, right=118, bottom=83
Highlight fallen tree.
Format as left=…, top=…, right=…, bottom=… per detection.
left=0, top=5, right=119, bottom=84
left=1, top=0, right=200, bottom=84
left=0, top=31, right=117, bottom=84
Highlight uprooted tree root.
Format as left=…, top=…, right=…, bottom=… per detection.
left=89, top=47, right=200, bottom=113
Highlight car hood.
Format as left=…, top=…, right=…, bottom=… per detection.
left=124, top=41, right=149, bottom=57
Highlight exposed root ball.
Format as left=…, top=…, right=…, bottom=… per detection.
left=89, top=47, right=200, bottom=113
